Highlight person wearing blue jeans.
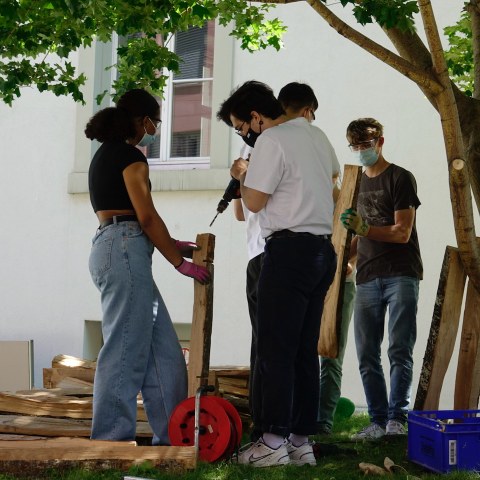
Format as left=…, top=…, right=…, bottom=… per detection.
left=85, top=89, right=210, bottom=445
left=340, top=117, right=423, bottom=441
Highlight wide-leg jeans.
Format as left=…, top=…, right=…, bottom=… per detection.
left=252, top=234, right=337, bottom=437
left=354, top=276, right=419, bottom=426
left=89, top=221, right=187, bottom=444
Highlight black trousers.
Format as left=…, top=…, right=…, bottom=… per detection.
left=252, top=234, right=336, bottom=437
left=246, top=252, right=264, bottom=440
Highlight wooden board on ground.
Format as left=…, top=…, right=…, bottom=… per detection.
left=0, top=391, right=146, bottom=421
left=454, top=279, right=480, bottom=409
left=13, top=387, right=93, bottom=398
left=414, top=246, right=466, bottom=410
left=51, top=354, right=96, bottom=369
left=43, top=367, right=95, bottom=388
left=0, top=437, right=195, bottom=474
left=318, top=164, right=362, bottom=358
left=0, top=414, right=152, bottom=437
left=188, top=233, right=215, bottom=397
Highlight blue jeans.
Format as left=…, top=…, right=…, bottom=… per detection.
left=252, top=234, right=336, bottom=437
left=318, top=280, right=356, bottom=431
left=89, top=221, right=187, bottom=445
left=354, top=276, right=419, bottom=425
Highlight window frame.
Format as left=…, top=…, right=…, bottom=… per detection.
left=68, top=19, right=233, bottom=194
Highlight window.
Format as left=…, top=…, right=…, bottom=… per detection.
left=69, top=20, right=233, bottom=194
left=123, top=22, right=215, bottom=167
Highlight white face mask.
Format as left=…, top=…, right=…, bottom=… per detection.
left=137, top=118, right=158, bottom=147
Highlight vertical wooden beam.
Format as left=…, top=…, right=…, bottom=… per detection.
left=318, top=165, right=362, bottom=358
left=414, top=246, right=466, bottom=410
left=187, top=233, right=215, bottom=397
left=454, top=280, right=480, bottom=409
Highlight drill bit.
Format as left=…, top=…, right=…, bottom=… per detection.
left=209, top=212, right=220, bottom=227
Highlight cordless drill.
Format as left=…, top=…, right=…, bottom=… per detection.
left=209, top=178, right=241, bottom=227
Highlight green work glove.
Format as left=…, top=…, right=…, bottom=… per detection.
left=340, top=208, right=370, bottom=237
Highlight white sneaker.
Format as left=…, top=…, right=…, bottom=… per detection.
left=286, top=441, right=316, bottom=466
left=237, top=438, right=290, bottom=467
left=386, top=419, right=406, bottom=435
left=351, top=423, right=386, bottom=441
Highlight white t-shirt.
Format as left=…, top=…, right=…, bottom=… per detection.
left=239, top=144, right=265, bottom=260
left=244, top=117, right=340, bottom=239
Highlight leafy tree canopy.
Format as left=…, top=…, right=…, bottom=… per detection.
left=444, top=10, right=473, bottom=96
left=0, top=0, right=286, bottom=105
left=0, top=0, right=473, bottom=103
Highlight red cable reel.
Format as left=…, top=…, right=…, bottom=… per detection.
left=168, top=395, right=242, bottom=462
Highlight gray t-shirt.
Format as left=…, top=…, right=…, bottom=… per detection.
left=356, top=164, right=423, bottom=284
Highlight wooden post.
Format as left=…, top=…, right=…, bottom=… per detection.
left=187, top=233, right=215, bottom=397
left=454, top=280, right=480, bottom=410
left=318, top=165, right=362, bottom=358
left=414, top=246, right=466, bottom=410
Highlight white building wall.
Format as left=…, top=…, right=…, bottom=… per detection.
left=0, top=0, right=469, bottom=410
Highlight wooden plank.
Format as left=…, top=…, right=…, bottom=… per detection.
left=13, top=387, right=93, bottom=398
left=188, top=233, right=215, bottom=397
left=454, top=279, right=480, bottom=409
left=318, top=165, right=362, bottom=358
left=218, top=385, right=249, bottom=397
left=0, top=415, right=152, bottom=437
left=0, top=434, right=49, bottom=441
left=414, top=246, right=466, bottom=410
left=0, top=438, right=196, bottom=474
left=51, top=354, right=96, bottom=369
left=43, top=367, right=95, bottom=388
left=0, top=392, right=147, bottom=421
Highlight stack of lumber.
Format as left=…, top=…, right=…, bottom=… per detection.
left=208, top=366, right=250, bottom=426
left=0, top=354, right=195, bottom=475
left=0, top=355, right=251, bottom=475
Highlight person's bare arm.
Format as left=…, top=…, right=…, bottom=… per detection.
left=230, top=159, right=270, bottom=213
left=123, top=162, right=183, bottom=267
left=342, top=207, right=416, bottom=244
left=365, top=208, right=416, bottom=243
left=233, top=199, right=245, bottom=221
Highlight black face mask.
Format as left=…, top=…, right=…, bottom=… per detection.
left=242, top=128, right=260, bottom=148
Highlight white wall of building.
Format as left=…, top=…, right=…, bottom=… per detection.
left=0, top=0, right=469, bottom=410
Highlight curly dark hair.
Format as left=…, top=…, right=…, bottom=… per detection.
left=85, top=89, right=159, bottom=142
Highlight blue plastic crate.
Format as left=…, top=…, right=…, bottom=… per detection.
left=408, top=409, right=480, bottom=473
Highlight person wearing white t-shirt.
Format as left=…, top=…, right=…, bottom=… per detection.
left=223, top=80, right=338, bottom=467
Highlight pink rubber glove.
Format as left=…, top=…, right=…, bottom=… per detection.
left=175, top=239, right=200, bottom=259
left=175, top=259, right=210, bottom=284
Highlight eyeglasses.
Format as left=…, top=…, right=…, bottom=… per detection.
left=234, top=121, right=246, bottom=136
left=149, top=117, right=162, bottom=129
left=348, top=138, right=378, bottom=152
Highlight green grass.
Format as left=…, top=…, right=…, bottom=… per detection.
left=1, top=414, right=478, bottom=479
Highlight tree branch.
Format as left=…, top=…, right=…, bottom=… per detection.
left=302, top=0, right=443, bottom=94
left=382, top=26, right=438, bottom=107
left=419, top=0, right=480, bottom=291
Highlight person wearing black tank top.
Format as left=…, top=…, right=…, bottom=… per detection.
left=85, top=88, right=210, bottom=445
